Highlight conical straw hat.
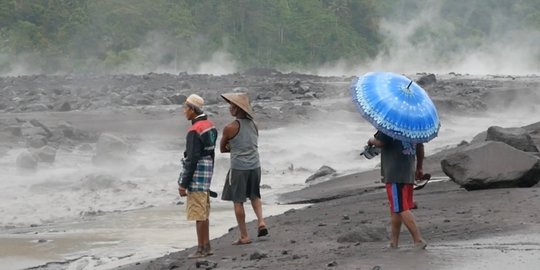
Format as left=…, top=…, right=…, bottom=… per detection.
left=221, top=93, right=254, bottom=119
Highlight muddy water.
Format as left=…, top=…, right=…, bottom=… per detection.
left=1, top=100, right=539, bottom=269
left=0, top=202, right=307, bottom=269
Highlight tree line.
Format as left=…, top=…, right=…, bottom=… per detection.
left=0, top=0, right=538, bottom=74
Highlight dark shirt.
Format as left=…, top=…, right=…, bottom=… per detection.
left=179, top=114, right=218, bottom=188
left=375, top=131, right=416, bottom=184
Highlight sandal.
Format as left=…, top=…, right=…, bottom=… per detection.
left=257, top=226, right=269, bottom=237
left=232, top=239, right=252, bottom=245
left=188, top=246, right=206, bottom=259
left=414, top=173, right=431, bottom=190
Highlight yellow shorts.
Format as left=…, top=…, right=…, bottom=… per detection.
left=186, top=191, right=210, bottom=221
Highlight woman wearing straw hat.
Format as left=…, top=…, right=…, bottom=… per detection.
left=220, top=92, right=268, bottom=245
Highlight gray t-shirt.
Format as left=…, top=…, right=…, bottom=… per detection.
left=230, top=119, right=261, bottom=170
left=375, top=131, right=416, bottom=184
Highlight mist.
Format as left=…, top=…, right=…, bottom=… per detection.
left=367, top=0, right=540, bottom=76
left=1, top=1, right=539, bottom=76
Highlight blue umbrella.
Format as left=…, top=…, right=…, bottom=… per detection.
left=351, top=72, right=440, bottom=143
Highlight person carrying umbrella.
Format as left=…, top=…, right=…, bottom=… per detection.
left=352, top=72, right=440, bottom=250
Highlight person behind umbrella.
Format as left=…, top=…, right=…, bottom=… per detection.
left=367, top=131, right=427, bottom=249
left=178, top=94, right=218, bottom=258
left=352, top=72, right=439, bottom=250
left=220, top=92, right=268, bottom=245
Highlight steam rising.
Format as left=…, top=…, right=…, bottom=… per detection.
left=367, top=0, right=540, bottom=75
left=1, top=1, right=539, bottom=76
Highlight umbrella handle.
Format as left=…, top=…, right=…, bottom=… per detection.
left=406, top=80, right=413, bottom=89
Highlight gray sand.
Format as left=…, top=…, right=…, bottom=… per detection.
left=117, top=177, right=540, bottom=270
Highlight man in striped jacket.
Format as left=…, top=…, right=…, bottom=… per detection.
left=178, top=94, right=218, bottom=258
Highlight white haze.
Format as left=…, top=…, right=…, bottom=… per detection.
left=115, top=32, right=238, bottom=75
left=365, top=2, right=540, bottom=76
left=2, top=2, right=539, bottom=76
left=314, top=1, right=540, bottom=77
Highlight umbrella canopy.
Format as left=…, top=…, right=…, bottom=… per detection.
left=351, top=72, right=440, bottom=143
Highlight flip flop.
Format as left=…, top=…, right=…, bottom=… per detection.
left=414, top=173, right=431, bottom=190
left=232, top=239, right=252, bottom=245
left=257, top=226, right=269, bottom=237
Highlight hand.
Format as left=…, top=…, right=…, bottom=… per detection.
left=415, top=169, right=424, bottom=180
left=178, top=187, right=187, bottom=197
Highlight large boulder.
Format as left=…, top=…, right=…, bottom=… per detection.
left=486, top=126, right=538, bottom=152
left=306, top=165, right=337, bottom=184
left=21, top=121, right=51, bottom=138
left=16, top=151, right=38, bottom=171
left=32, top=146, right=57, bottom=163
left=58, top=122, right=98, bottom=142
left=92, top=133, right=131, bottom=166
left=441, top=141, right=540, bottom=190
left=416, top=73, right=437, bottom=86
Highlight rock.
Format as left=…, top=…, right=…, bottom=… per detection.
left=21, top=122, right=49, bottom=138
left=161, top=97, right=172, bottom=105
left=299, top=83, right=311, bottom=94
left=168, top=94, right=187, bottom=105
left=305, top=165, right=337, bottom=183
left=233, top=87, right=249, bottom=93
left=257, top=91, right=275, bottom=100
left=29, top=119, right=52, bottom=137
left=249, top=251, right=268, bottom=260
left=58, top=122, right=97, bottom=142
left=92, top=133, right=131, bottom=165
left=280, top=102, right=296, bottom=113
left=109, top=92, right=122, bottom=104
left=303, top=92, right=316, bottom=99
left=416, top=73, right=437, bottom=86
left=32, top=146, right=57, bottom=163
left=471, top=131, right=487, bottom=144
left=77, top=143, right=93, bottom=152
left=24, top=104, right=49, bottom=112
left=486, top=126, right=538, bottom=152
left=195, top=259, right=217, bottom=269
left=441, top=141, right=540, bottom=190
left=277, top=89, right=293, bottom=100
left=328, top=261, right=338, bottom=267
left=16, top=151, right=38, bottom=171
left=123, top=94, right=153, bottom=106
left=55, top=101, right=72, bottom=112
left=26, top=136, right=47, bottom=148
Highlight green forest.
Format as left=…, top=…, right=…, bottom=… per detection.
left=0, top=0, right=539, bottom=74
